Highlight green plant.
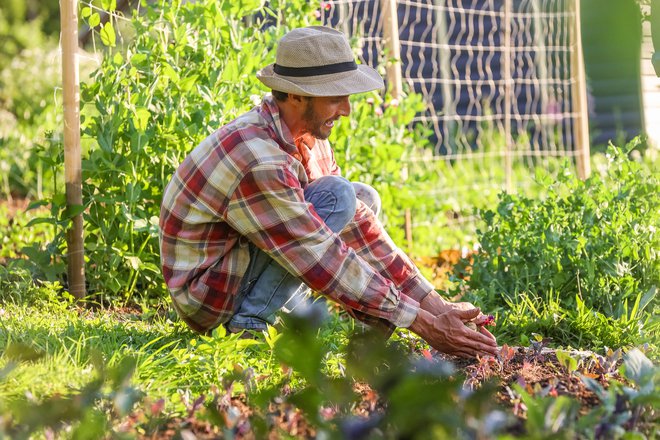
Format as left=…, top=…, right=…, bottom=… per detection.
left=578, top=348, right=659, bottom=438
left=40, top=0, right=320, bottom=301
left=0, top=7, right=48, bottom=69
left=463, top=141, right=659, bottom=348
left=0, top=17, right=98, bottom=200
left=0, top=347, right=142, bottom=439
left=329, top=92, right=436, bottom=245
left=0, top=265, right=73, bottom=312
left=0, top=142, right=84, bottom=283
left=0, top=44, right=62, bottom=199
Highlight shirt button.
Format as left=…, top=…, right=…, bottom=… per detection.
left=293, top=153, right=302, bottom=160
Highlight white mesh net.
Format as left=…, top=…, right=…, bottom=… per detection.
left=322, top=0, right=585, bottom=250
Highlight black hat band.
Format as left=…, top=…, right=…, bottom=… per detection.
left=273, top=61, right=358, bottom=77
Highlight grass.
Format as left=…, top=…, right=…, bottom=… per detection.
left=3, top=302, right=240, bottom=406
left=0, top=286, right=358, bottom=416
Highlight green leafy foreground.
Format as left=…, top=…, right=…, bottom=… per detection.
left=0, top=284, right=658, bottom=439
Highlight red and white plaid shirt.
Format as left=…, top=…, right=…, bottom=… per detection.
left=159, top=95, right=434, bottom=333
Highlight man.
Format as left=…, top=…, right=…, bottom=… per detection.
left=159, top=26, right=498, bottom=358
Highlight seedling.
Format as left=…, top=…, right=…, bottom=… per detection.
left=498, top=344, right=516, bottom=370
left=465, top=355, right=500, bottom=389
left=555, top=350, right=579, bottom=375
left=526, top=334, right=551, bottom=363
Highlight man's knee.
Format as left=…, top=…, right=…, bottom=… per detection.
left=314, top=175, right=357, bottom=205
left=305, top=175, right=357, bottom=232
left=352, top=182, right=381, bottom=217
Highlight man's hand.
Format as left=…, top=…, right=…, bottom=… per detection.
left=419, top=292, right=497, bottom=342
left=420, top=292, right=481, bottom=316
left=409, top=307, right=498, bottom=358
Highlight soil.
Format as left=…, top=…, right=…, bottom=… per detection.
left=438, top=345, right=618, bottom=412
left=133, top=345, right=625, bottom=439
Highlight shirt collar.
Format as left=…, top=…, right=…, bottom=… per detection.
left=259, top=94, right=297, bottom=153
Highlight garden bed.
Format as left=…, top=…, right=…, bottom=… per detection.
left=124, top=344, right=639, bottom=439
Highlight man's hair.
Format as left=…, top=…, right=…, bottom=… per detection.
left=271, top=90, right=289, bottom=102
left=272, top=90, right=313, bottom=103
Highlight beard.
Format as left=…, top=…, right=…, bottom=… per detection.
left=302, top=99, right=333, bottom=140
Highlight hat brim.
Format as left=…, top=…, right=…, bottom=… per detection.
left=257, top=64, right=384, bottom=97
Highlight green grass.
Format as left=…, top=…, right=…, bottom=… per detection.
left=0, top=286, right=358, bottom=414
left=2, top=302, right=253, bottom=407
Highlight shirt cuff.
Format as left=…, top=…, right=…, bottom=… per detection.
left=398, top=272, right=436, bottom=303
left=387, top=292, right=420, bottom=328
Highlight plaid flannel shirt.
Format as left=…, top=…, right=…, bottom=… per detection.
left=159, top=95, right=435, bottom=333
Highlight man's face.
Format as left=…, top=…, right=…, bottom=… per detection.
left=301, top=95, right=351, bottom=140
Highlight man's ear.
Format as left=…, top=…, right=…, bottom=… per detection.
left=288, top=94, right=308, bottom=106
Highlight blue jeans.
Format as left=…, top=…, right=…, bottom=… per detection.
left=227, top=176, right=380, bottom=331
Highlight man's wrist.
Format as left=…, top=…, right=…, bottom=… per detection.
left=419, top=291, right=450, bottom=315
left=408, top=308, right=433, bottom=337
left=399, top=274, right=436, bottom=303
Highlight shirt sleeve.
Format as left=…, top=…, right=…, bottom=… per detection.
left=338, top=199, right=436, bottom=305
left=223, top=162, right=419, bottom=328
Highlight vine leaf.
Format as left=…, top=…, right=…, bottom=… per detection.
left=100, top=22, right=116, bottom=47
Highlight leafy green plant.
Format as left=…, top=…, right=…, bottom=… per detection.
left=0, top=8, right=98, bottom=200
left=0, top=5, right=51, bottom=69
left=463, top=141, right=659, bottom=348
left=556, top=349, right=579, bottom=375
left=37, top=0, right=320, bottom=301
left=516, top=389, right=581, bottom=439
left=329, top=92, right=437, bottom=244
left=0, top=44, right=63, bottom=200
left=578, top=348, right=659, bottom=438
left=253, top=311, right=510, bottom=439
left=0, top=139, right=82, bottom=283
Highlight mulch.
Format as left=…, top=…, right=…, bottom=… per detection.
left=132, top=345, right=625, bottom=439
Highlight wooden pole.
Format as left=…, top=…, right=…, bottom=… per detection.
left=60, top=0, right=86, bottom=298
left=570, top=0, right=591, bottom=179
left=381, top=0, right=403, bottom=99
left=503, top=0, right=513, bottom=193
left=380, top=0, right=413, bottom=252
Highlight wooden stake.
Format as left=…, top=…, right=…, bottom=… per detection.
left=381, top=0, right=403, bottom=99
left=503, top=0, right=513, bottom=193
left=571, top=0, right=591, bottom=179
left=381, top=0, right=413, bottom=252
left=60, top=0, right=86, bottom=298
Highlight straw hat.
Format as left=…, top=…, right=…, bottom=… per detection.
left=257, top=26, right=384, bottom=97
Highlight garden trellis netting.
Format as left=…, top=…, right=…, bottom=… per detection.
left=321, top=0, right=590, bottom=246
